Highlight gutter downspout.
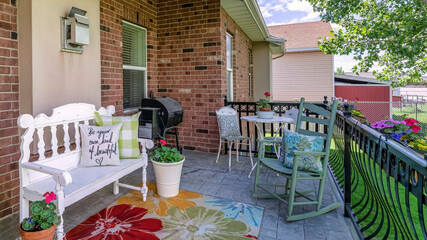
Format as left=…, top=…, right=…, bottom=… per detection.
left=273, top=51, right=285, bottom=60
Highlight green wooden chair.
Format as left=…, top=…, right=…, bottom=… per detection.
left=253, top=98, right=340, bottom=221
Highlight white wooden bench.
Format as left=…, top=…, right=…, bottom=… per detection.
left=18, top=103, right=153, bottom=240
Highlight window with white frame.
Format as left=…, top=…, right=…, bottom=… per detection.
left=122, top=21, right=147, bottom=109
left=226, top=33, right=233, bottom=101
left=248, top=49, right=253, bottom=97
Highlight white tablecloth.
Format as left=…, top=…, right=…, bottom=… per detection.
left=241, top=115, right=294, bottom=124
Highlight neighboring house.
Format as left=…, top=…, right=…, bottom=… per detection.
left=268, top=21, right=333, bottom=102
left=0, top=0, right=285, bottom=219
left=335, top=74, right=392, bottom=123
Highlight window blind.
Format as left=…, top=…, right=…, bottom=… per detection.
left=123, top=23, right=146, bottom=67
left=122, top=22, right=147, bottom=109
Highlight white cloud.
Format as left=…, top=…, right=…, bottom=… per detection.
left=268, top=18, right=300, bottom=26
left=272, top=4, right=287, bottom=12
left=260, top=2, right=288, bottom=18
left=334, top=55, right=357, bottom=72
left=286, top=0, right=313, bottom=13
left=300, top=11, right=320, bottom=21
left=260, top=3, right=274, bottom=18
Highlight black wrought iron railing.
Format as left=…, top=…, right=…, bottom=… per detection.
left=225, top=97, right=427, bottom=239
left=332, top=111, right=426, bottom=239
left=224, top=96, right=329, bottom=153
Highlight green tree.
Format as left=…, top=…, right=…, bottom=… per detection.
left=335, top=67, right=345, bottom=75
left=308, top=0, right=427, bottom=86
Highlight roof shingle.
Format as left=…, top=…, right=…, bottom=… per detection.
left=268, top=21, right=333, bottom=49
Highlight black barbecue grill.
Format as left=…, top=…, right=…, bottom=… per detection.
left=139, top=96, right=183, bottom=151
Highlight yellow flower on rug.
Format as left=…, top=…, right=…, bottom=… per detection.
left=116, top=182, right=202, bottom=217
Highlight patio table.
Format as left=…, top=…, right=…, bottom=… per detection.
left=241, top=115, right=294, bottom=177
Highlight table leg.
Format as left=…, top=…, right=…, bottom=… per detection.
left=248, top=122, right=264, bottom=178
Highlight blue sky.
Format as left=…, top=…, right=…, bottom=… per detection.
left=256, top=0, right=356, bottom=72
left=257, top=0, right=321, bottom=25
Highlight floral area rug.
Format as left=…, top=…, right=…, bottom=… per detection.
left=65, top=182, right=264, bottom=240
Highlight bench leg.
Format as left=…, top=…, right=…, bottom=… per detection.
left=19, top=195, right=29, bottom=222
left=55, top=184, right=65, bottom=240
left=142, top=165, right=147, bottom=201
left=113, top=180, right=119, bottom=195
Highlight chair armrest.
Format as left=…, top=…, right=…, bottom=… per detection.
left=258, top=139, right=281, bottom=144
left=290, top=151, right=326, bottom=156
left=21, top=162, right=72, bottom=186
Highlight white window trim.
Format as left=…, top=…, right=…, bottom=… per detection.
left=248, top=49, right=252, bottom=97
left=226, top=32, right=233, bottom=101
left=122, top=21, right=148, bottom=109
left=123, top=65, right=147, bottom=71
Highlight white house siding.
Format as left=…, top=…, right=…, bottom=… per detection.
left=272, top=51, right=333, bottom=102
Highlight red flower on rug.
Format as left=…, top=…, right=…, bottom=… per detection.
left=65, top=204, right=162, bottom=240
left=244, top=234, right=258, bottom=239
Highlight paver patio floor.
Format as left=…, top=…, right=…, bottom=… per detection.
left=0, top=150, right=357, bottom=240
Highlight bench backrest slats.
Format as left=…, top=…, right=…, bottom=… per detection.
left=18, top=103, right=115, bottom=185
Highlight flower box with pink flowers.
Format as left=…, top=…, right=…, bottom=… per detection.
left=371, top=118, right=427, bottom=153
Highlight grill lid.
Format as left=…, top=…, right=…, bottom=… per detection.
left=141, top=97, right=183, bottom=128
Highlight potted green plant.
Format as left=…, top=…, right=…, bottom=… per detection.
left=19, top=192, right=60, bottom=240
left=256, top=91, right=274, bottom=119
left=150, top=139, right=185, bottom=198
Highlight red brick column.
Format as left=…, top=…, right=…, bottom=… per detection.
left=156, top=0, right=224, bottom=153
left=100, top=0, right=158, bottom=115
left=0, top=0, right=20, bottom=219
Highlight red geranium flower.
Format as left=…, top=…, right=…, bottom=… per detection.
left=160, top=139, right=166, bottom=146
left=43, top=192, right=56, bottom=203
left=404, top=118, right=419, bottom=126
left=65, top=204, right=162, bottom=240
left=412, top=125, right=421, bottom=133
left=264, top=92, right=270, bottom=97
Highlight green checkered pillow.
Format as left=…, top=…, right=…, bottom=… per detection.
left=94, top=112, right=141, bottom=159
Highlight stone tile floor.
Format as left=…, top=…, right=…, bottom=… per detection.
left=0, top=150, right=357, bottom=240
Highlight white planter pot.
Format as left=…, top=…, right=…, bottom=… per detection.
left=151, top=158, right=185, bottom=198
left=257, top=111, right=275, bottom=119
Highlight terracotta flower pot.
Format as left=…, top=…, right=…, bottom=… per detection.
left=259, top=107, right=271, bottom=111
left=19, top=223, right=56, bottom=240
left=151, top=158, right=185, bottom=198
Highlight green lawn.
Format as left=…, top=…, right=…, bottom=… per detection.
left=392, top=106, right=427, bottom=132
left=330, top=139, right=426, bottom=239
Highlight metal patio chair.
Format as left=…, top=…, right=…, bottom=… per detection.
left=253, top=98, right=340, bottom=221
left=216, top=106, right=253, bottom=171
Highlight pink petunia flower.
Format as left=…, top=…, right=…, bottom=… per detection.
left=160, top=139, right=167, bottom=146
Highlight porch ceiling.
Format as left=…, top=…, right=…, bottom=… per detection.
left=221, top=0, right=269, bottom=42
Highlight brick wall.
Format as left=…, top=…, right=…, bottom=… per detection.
left=100, top=1, right=253, bottom=153
left=100, top=0, right=158, bottom=115
left=0, top=0, right=19, bottom=219
left=156, top=0, right=223, bottom=153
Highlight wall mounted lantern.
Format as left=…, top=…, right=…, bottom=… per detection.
left=61, top=7, right=89, bottom=53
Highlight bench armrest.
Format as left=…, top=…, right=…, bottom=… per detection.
left=21, top=162, right=72, bottom=186
left=138, top=138, right=154, bottom=152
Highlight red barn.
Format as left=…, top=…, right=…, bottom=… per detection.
left=335, top=74, right=392, bottom=123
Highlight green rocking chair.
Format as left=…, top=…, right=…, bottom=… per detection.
left=253, top=98, right=340, bottom=221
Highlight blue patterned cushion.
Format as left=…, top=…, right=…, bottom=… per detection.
left=280, top=129, right=324, bottom=173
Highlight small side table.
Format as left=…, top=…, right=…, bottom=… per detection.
left=241, top=115, right=294, bottom=177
